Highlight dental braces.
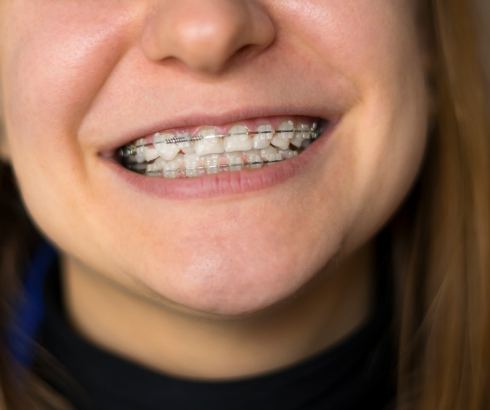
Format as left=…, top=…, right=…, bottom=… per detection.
left=127, top=157, right=284, bottom=175
left=119, top=121, right=322, bottom=159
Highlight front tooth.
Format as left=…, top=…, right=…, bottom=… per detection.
left=154, top=133, right=180, bottom=161
left=204, top=154, right=220, bottom=174
left=271, top=120, right=294, bottom=150
left=194, top=127, right=224, bottom=156
left=245, top=150, right=263, bottom=168
left=226, top=152, right=243, bottom=169
left=176, top=132, right=195, bottom=154
left=184, top=153, right=201, bottom=171
left=184, top=153, right=205, bottom=177
left=164, top=156, right=183, bottom=173
left=163, top=169, right=178, bottom=179
left=224, top=125, right=252, bottom=152
left=180, top=144, right=195, bottom=155
left=253, top=124, right=273, bottom=149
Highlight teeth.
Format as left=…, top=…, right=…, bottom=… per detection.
left=260, top=146, right=282, bottom=162
left=224, top=125, right=253, bottom=153
left=176, top=132, right=195, bottom=154
left=226, top=152, right=243, bottom=170
left=131, top=138, right=145, bottom=163
left=281, top=150, right=298, bottom=160
left=180, top=144, right=195, bottom=155
left=144, top=147, right=159, bottom=162
left=147, top=157, right=165, bottom=173
left=253, top=124, right=273, bottom=149
left=183, top=153, right=202, bottom=171
left=194, top=127, right=225, bottom=156
left=186, top=169, right=199, bottom=177
left=204, top=154, right=220, bottom=174
left=302, top=139, right=313, bottom=149
left=154, top=133, right=180, bottom=161
left=164, top=157, right=183, bottom=178
left=163, top=170, right=178, bottom=179
left=300, top=123, right=312, bottom=138
left=290, top=123, right=309, bottom=148
left=135, top=146, right=146, bottom=163
left=245, top=150, right=263, bottom=168
left=120, top=118, right=325, bottom=177
left=271, top=121, right=294, bottom=150
left=290, top=136, right=303, bottom=148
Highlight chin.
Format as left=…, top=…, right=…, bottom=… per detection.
left=130, top=246, right=331, bottom=318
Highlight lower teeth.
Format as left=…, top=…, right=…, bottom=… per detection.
left=125, top=146, right=307, bottom=178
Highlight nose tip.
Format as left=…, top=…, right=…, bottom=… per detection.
left=141, top=0, right=276, bottom=75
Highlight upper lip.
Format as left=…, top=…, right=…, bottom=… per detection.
left=96, top=105, right=340, bottom=157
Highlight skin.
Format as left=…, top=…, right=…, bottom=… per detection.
left=0, top=1, right=431, bottom=379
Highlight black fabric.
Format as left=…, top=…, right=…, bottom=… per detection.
left=33, top=232, right=397, bottom=410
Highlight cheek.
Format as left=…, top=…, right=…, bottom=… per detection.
left=344, top=80, right=430, bottom=247
left=2, top=1, right=134, bottom=164
left=1, top=2, right=135, bottom=236
left=277, top=1, right=430, bottom=248
left=338, top=75, right=430, bottom=255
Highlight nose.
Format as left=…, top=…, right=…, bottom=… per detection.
left=140, top=0, right=276, bottom=75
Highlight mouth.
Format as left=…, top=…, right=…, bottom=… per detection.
left=113, top=116, right=328, bottom=178
left=99, top=113, right=338, bottom=200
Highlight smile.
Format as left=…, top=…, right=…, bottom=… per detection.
left=117, top=117, right=327, bottom=178
left=101, top=113, right=338, bottom=200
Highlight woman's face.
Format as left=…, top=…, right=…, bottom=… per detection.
left=0, top=1, right=430, bottom=315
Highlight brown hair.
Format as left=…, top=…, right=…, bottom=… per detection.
left=0, top=0, right=489, bottom=408
left=392, top=0, right=490, bottom=408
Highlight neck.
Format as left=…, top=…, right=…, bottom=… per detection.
left=62, top=241, right=375, bottom=380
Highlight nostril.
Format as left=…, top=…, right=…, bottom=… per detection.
left=235, top=44, right=259, bottom=60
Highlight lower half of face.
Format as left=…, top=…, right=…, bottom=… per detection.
left=1, top=1, right=431, bottom=316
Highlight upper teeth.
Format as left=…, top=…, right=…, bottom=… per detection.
left=120, top=119, right=322, bottom=163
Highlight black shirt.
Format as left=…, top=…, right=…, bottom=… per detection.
left=33, top=233, right=397, bottom=410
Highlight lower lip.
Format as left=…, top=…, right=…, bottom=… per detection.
left=100, top=120, right=339, bottom=200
